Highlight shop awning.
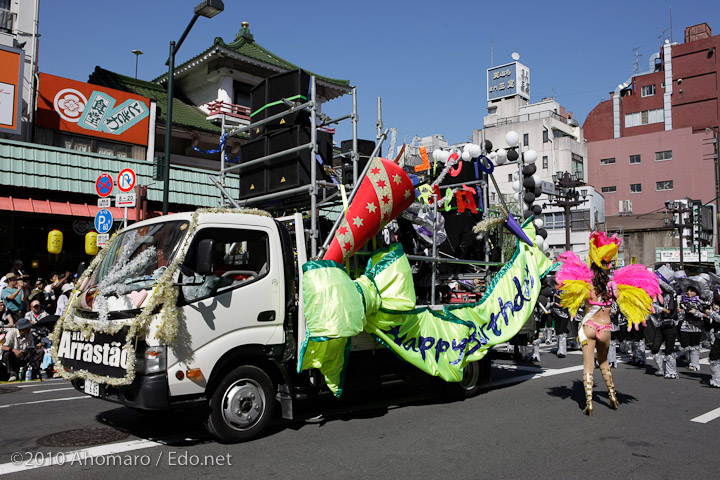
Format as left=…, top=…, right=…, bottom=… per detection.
left=0, top=196, right=151, bottom=221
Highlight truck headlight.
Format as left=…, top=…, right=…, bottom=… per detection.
left=141, top=346, right=166, bottom=374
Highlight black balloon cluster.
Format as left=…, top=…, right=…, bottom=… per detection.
left=520, top=153, right=548, bottom=243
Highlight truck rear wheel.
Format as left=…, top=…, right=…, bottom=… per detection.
left=446, top=357, right=492, bottom=399
left=206, top=365, right=275, bottom=443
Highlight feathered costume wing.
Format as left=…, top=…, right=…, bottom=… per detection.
left=555, top=251, right=592, bottom=318
left=555, top=251, right=662, bottom=330
left=610, top=264, right=662, bottom=330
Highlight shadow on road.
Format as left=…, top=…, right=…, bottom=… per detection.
left=546, top=379, right=638, bottom=412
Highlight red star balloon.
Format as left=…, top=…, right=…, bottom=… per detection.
left=324, top=157, right=416, bottom=264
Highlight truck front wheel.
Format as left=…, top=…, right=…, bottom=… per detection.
left=206, top=365, right=275, bottom=443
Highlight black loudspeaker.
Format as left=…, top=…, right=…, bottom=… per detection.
left=266, top=125, right=332, bottom=193
left=238, top=136, right=268, bottom=200
left=340, top=139, right=375, bottom=184
left=250, top=69, right=311, bottom=137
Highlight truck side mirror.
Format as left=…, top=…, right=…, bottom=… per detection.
left=196, top=239, right=215, bottom=275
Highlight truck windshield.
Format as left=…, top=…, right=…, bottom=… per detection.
left=88, top=220, right=189, bottom=291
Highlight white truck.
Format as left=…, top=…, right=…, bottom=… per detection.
left=55, top=209, right=490, bottom=443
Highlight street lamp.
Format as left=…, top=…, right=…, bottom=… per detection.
left=131, top=49, right=143, bottom=94
left=546, top=171, right=588, bottom=251
left=162, top=0, right=224, bottom=215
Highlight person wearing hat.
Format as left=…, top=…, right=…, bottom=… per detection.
left=24, top=299, right=48, bottom=325
left=1, top=273, right=25, bottom=322
left=54, top=282, right=74, bottom=316
left=11, top=259, right=29, bottom=281
left=649, top=273, right=679, bottom=378
left=678, top=285, right=707, bottom=372
left=1, top=317, right=42, bottom=381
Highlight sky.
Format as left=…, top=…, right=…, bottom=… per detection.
left=37, top=0, right=720, bottom=147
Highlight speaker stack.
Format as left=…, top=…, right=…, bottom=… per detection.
left=239, top=69, right=333, bottom=201
left=340, top=139, right=376, bottom=185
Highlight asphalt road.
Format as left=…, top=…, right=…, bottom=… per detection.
left=1, top=344, right=719, bottom=479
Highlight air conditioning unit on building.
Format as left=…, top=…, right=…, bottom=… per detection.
left=618, top=200, right=633, bottom=216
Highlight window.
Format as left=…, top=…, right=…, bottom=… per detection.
left=625, top=108, right=663, bottom=127
left=641, top=84, right=656, bottom=97
left=600, top=157, right=616, bottom=165
left=571, top=210, right=591, bottom=231
left=544, top=212, right=565, bottom=230
left=508, top=174, right=513, bottom=182
left=630, top=183, right=642, bottom=193
left=572, top=153, right=584, bottom=178
left=629, top=154, right=641, bottom=164
left=542, top=156, right=548, bottom=169
left=543, top=129, right=549, bottom=143
left=523, top=133, right=529, bottom=146
left=655, top=150, right=672, bottom=161
left=601, top=186, right=617, bottom=194
left=656, top=180, right=673, bottom=191
left=181, top=228, right=270, bottom=304
left=0, top=0, right=10, bottom=33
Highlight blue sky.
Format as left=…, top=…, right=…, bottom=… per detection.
left=38, top=0, right=719, bottom=147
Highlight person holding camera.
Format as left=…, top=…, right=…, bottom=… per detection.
left=1, top=318, right=43, bottom=381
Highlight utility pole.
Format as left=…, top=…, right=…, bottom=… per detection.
left=546, top=171, right=588, bottom=251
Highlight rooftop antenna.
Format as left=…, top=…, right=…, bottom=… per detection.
left=490, top=36, right=493, bottom=67
left=632, top=47, right=643, bottom=73
left=670, top=5, right=673, bottom=43
left=658, top=28, right=669, bottom=42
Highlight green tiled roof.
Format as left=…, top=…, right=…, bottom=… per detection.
left=153, top=24, right=351, bottom=89
left=0, top=138, right=237, bottom=208
left=88, top=67, right=222, bottom=135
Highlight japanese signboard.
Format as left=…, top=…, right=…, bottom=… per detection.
left=0, top=45, right=24, bottom=135
left=487, top=61, right=530, bottom=102
left=36, top=73, right=151, bottom=146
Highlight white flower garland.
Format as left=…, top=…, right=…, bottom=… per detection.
left=51, top=207, right=272, bottom=387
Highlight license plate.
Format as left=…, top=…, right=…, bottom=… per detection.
left=84, top=380, right=100, bottom=397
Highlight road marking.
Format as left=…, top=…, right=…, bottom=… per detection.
left=0, top=395, right=91, bottom=409
left=691, top=406, right=720, bottom=424
left=0, top=439, right=162, bottom=475
left=13, top=379, right=66, bottom=388
left=32, top=387, right=75, bottom=394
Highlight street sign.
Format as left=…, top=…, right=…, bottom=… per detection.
left=94, top=208, right=113, bottom=234
left=97, top=198, right=111, bottom=208
left=117, top=168, right=136, bottom=192
left=540, top=181, right=556, bottom=196
left=96, top=173, right=113, bottom=198
left=116, top=192, right=136, bottom=208
left=96, top=233, right=109, bottom=247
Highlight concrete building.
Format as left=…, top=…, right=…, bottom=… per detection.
left=473, top=62, right=603, bottom=258
left=0, top=0, right=350, bottom=278
left=584, top=22, right=720, bottom=270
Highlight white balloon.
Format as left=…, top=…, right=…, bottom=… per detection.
left=467, top=143, right=482, bottom=157
left=524, top=149, right=538, bottom=163
left=489, top=151, right=497, bottom=161
left=512, top=171, right=520, bottom=180
left=462, top=150, right=471, bottom=161
left=535, top=236, right=544, bottom=248
left=437, top=150, right=450, bottom=163
left=542, top=242, right=550, bottom=253
left=505, top=131, right=519, bottom=147
left=533, top=218, right=544, bottom=228
left=514, top=192, right=522, bottom=202
left=433, top=149, right=441, bottom=161
left=511, top=180, right=521, bottom=192
left=532, top=174, right=541, bottom=186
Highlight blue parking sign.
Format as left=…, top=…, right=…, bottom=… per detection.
left=94, top=209, right=113, bottom=234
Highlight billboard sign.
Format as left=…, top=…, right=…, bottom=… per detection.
left=487, top=61, right=530, bottom=102
left=37, top=73, right=151, bottom=146
left=0, top=45, right=24, bottom=135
